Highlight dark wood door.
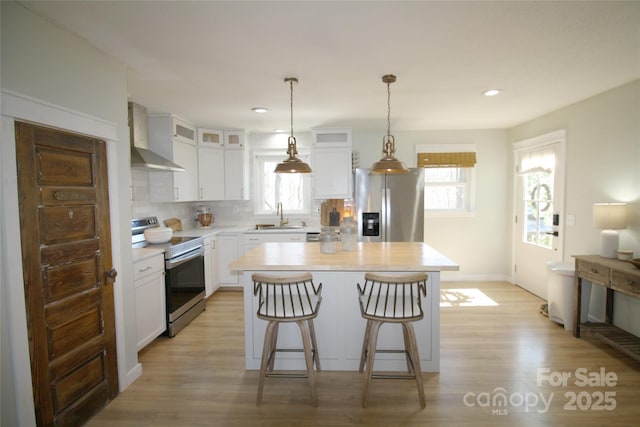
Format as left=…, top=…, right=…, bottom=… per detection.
left=16, top=122, right=119, bottom=426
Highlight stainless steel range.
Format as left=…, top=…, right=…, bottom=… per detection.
left=132, top=217, right=206, bottom=337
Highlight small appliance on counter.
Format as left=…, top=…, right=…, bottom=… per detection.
left=196, top=205, right=214, bottom=228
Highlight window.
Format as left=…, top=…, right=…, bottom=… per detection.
left=253, top=152, right=311, bottom=215
left=519, top=148, right=555, bottom=248
left=416, top=146, right=476, bottom=215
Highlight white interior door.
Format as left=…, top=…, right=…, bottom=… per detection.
left=513, top=132, right=566, bottom=299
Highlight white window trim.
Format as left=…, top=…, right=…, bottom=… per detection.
left=416, top=143, right=477, bottom=218
left=252, top=149, right=312, bottom=216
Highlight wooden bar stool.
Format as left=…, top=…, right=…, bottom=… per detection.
left=252, top=272, right=322, bottom=406
left=357, top=272, right=428, bottom=408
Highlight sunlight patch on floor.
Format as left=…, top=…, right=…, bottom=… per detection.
left=440, top=288, right=499, bottom=307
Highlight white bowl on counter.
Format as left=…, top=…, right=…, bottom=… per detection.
left=144, top=227, right=173, bottom=244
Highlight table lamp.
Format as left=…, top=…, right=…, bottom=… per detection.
left=593, top=203, right=627, bottom=258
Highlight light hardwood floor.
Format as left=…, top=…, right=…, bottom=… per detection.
left=88, top=282, right=640, bottom=426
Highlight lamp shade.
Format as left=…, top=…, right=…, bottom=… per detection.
left=593, top=203, right=627, bottom=230
left=593, top=202, right=627, bottom=258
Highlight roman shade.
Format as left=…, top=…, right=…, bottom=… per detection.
left=417, top=152, right=476, bottom=168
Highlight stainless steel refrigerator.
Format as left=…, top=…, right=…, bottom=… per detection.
left=355, top=168, right=425, bottom=242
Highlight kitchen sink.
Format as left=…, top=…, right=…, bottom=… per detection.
left=252, top=224, right=304, bottom=230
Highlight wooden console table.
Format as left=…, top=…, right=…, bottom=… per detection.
left=573, top=255, right=640, bottom=361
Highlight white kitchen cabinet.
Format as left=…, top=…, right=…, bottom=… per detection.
left=224, top=147, right=249, bottom=200
left=148, top=114, right=198, bottom=202
left=197, top=128, right=224, bottom=147
left=243, top=232, right=306, bottom=254
left=203, top=235, right=220, bottom=297
left=217, top=234, right=241, bottom=286
left=311, top=128, right=351, bottom=147
left=211, top=236, right=219, bottom=292
left=197, top=146, right=225, bottom=201
left=224, top=129, right=246, bottom=149
left=312, top=147, right=353, bottom=199
left=311, top=128, right=353, bottom=199
left=172, top=116, right=197, bottom=144
left=196, top=128, right=246, bottom=201
left=134, top=253, right=166, bottom=351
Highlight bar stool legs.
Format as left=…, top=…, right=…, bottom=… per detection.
left=256, top=319, right=320, bottom=407
left=359, top=319, right=425, bottom=408
left=357, top=272, right=429, bottom=409
left=253, top=272, right=322, bottom=407
left=360, top=319, right=382, bottom=408
left=404, top=322, right=425, bottom=408
left=257, top=321, right=278, bottom=406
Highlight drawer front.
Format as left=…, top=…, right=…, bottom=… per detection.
left=244, top=234, right=269, bottom=245
left=244, top=233, right=306, bottom=244
left=577, top=260, right=610, bottom=286
left=134, top=254, right=164, bottom=282
left=611, top=271, right=640, bottom=297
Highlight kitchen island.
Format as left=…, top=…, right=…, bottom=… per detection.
left=229, top=242, right=459, bottom=372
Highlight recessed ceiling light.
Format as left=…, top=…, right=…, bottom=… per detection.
left=252, top=107, right=268, bottom=113
left=482, top=89, right=502, bottom=97
left=273, top=129, right=285, bottom=133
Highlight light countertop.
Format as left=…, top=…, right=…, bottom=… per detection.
left=230, top=241, right=459, bottom=272
left=174, top=226, right=247, bottom=238
left=175, top=225, right=320, bottom=238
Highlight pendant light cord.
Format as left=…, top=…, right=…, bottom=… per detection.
left=386, top=79, right=392, bottom=139
left=290, top=78, right=294, bottom=137
left=381, top=74, right=397, bottom=155
left=285, top=77, right=298, bottom=139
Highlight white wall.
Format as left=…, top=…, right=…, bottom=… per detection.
left=1, top=2, right=138, bottom=425
left=509, top=79, right=640, bottom=335
left=353, top=129, right=511, bottom=280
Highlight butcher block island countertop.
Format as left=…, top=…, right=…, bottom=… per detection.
left=231, top=242, right=459, bottom=373
left=229, top=241, right=459, bottom=271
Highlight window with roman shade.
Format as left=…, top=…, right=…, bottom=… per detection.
left=416, top=144, right=477, bottom=215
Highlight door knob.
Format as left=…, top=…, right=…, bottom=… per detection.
left=106, top=268, right=118, bottom=280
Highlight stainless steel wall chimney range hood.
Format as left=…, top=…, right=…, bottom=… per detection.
left=128, top=102, right=185, bottom=172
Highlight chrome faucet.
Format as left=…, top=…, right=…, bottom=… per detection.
left=277, top=202, right=288, bottom=227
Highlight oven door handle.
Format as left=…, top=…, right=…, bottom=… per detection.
left=165, top=246, right=204, bottom=269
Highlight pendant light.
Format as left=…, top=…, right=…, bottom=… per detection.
left=370, top=74, right=409, bottom=174
left=274, top=77, right=312, bottom=173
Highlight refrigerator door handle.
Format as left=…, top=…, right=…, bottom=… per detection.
left=381, top=185, right=389, bottom=242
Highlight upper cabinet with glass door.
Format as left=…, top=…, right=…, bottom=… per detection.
left=224, top=130, right=246, bottom=149
left=148, top=114, right=198, bottom=202
left=172, top=116, right=197, bottom=145
left=196, top=128, right=225, bottom=201
left=198, top=128, right=224, bottom=148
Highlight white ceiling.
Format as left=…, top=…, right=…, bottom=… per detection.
left=21, top=1, right=640, bottom=133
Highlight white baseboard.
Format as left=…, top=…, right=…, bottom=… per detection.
left=120, top=362, right=143, bottom=392
left=440, top=273, right=510, bottom=282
